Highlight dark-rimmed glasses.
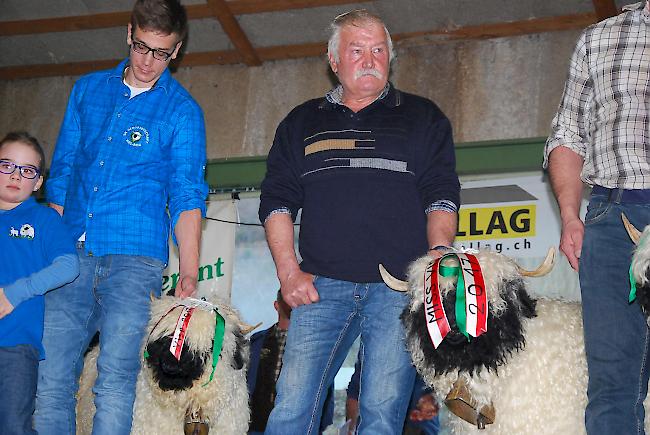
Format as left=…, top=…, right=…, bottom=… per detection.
left=0, top=160, right=41, bottom=179
left=130, top=39, right=175, bottom=61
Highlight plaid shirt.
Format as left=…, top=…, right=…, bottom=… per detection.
left=273, top=326, right=288, bottom=383
left=47, top=59, right=208, bottom=264
left=544, top=1, right=650, bottom=189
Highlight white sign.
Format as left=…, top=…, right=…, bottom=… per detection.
left=456, top=175, right=563, bottom=258
left=456, top=174, right=588, bottom=301
left=163, top=198, right=237, bottom=301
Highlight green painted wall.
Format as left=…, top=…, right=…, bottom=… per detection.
left=205, top=137, right=546, bottom=192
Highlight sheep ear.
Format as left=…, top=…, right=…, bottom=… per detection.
left=622, top=213, right=641, bottom=245
left=379, top=264, right=409, bottom=292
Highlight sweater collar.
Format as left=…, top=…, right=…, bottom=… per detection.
left=319, top=82, right=401, bottom=111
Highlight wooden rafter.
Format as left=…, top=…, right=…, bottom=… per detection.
left=591, top=0, right=618, bottom=22
left=227, top=0, right=373, bottom=15
left=395, top=12, right=596, bottom=42
left=206, top=0, right=261, bottom=66
left=0, top=12, right=598, bottom=81
left=0, top=0, right=371, bottom=36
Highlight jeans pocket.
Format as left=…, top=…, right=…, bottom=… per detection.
left=135, top=255, right=165, bottom=269
left=584, top=199, right=611, bottom=226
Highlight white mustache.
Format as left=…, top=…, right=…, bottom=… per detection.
left=355, top=68, right=383, bottom=79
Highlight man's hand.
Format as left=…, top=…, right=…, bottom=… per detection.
left=280, top=269, right=319, bottom=308
left=175, top=275, right=198, bottom=299
left=345, top=397, right=360, bottom=435
left=548, top=146, right=585, bottom=272
left=0, top=288, right=15, bottom=319
left=560, top=218, right=584, bottom=271
left=427, top=249, right=446, bottom=260
left=409, top=393, right=439, bottom=422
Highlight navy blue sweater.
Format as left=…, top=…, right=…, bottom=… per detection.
left=259, top=85, right=460, bottom=282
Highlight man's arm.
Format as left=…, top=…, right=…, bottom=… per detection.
left=427, top=210, right=458, bottom=258
left=264, top=213, right=318, bottom=308
left=174, top=208, right=202, bottom=298
left=168, top=102, right=209, bottom=298
left=548, top=146, right=585, bottom=271
left=47, top=81, right=85, bottom=210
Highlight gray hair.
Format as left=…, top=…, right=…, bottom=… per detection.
left=327, top=9, right=395, bottom=64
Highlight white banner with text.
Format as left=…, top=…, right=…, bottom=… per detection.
left=163, top=198, right=237, bottom=301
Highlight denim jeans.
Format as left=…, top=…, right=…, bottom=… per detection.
left=34, top=252, right=163, bottom=435
left=580, top=191, right=650, bottom=434
left=265, top=277, right=416, bottom=435
left=0, top=344, right=39, bottom=435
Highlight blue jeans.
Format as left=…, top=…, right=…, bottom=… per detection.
left=34, top=252, right=164, bottom=435
left=580, top=191, right=650, bottom=434
left=265, top=277, right=416, bottom=435
left=0, top=345, right=39, bottom=435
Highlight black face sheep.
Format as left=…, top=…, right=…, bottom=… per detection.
left=624, top=214, right=650, bottom=318
left=380, top=248, right=592, bottom=434
left=76, top=295, right=250, bottom=435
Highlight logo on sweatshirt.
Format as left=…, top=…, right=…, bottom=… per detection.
left=123, top=126, right=149, bottom=147
left=9, top=223, right=35, bottom=239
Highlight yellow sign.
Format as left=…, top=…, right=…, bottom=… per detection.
left=456, top=204, right=536, bottom=241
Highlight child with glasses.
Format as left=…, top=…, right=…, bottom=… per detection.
left=0, top=131, right=79, bottom=435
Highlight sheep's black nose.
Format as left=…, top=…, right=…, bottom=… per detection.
left=160, top=358, right=183, bottom=375
left=445, top=330, right=467, bottom=346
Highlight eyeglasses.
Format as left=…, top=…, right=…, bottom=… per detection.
left=130, top=39, right=175, bottom=61
left=0, top=160, right=41, bottom=179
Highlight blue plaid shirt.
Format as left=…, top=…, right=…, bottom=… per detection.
left=46, top=59, right=208, bottom=264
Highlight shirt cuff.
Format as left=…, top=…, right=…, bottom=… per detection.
left=425, top=200, right=458, bottom=214
left=263, top=207, right=292, bottom=225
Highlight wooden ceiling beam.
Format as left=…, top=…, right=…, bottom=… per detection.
left=0, top=11, right=133, bottom=36
left=229, top=0, right=373, bottom=15
left=394, top=12, right=596, bottom=42
left=0, top=12, right=598, bottom=81
left=206, top=0, right=261, bottom=66
left=591, top=0, right=618, bottom=22
left=0, top=0, right=369, bottom=36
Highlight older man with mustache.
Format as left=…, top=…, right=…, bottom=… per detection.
left=259, top=9, right=460, bottom=435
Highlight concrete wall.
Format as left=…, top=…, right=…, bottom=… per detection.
left=0, top=29, right=580, bottom=163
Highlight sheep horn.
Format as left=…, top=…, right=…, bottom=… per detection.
left=622, top=213, right=641, bottom=245
left=241, top=321, right=263, bottom=335
left=516, top=247, right=556, bottom=277
left=379, top=264, right=409, bottom=292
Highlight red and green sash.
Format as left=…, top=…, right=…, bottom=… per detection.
left=423, top=253, right=488, bottom=348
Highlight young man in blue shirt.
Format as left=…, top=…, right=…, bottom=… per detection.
left=34, top=1, right=208, bottom=434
